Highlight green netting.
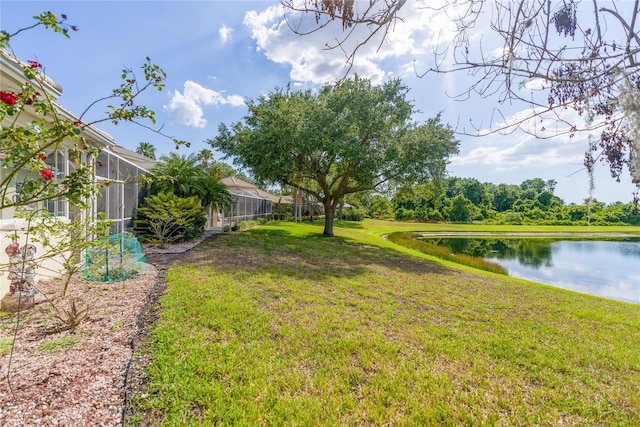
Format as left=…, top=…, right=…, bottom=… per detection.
left=83, top=232, right=147, bottom=282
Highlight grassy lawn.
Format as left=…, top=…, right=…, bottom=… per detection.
left=132, top=221, right=640, bottom=426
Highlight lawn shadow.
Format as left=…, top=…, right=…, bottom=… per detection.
left=184, top=227, right=451, bottom=282
left=333, top=220, right=365, bottom=230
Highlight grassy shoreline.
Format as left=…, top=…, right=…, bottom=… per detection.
left=131, top=221, right=640, bottom=425
left=386, top=231, right=509, bottom=275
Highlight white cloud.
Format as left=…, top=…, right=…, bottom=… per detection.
left=219, top=25, right=234, bottom=43
left=243, top=2, right=446, bottom=85
left=522, top=77, right=547, bottom=91
left=163, top=80, right=245, bottom=128
left=183, top=80, right=226, bottom=105
left=451, top=134, right=582, bottom=169
left=162, top=90, right=207, bottom=128
left=225, top=94, right=246, bottom=107
left=449, top=103, right=593, bottom=170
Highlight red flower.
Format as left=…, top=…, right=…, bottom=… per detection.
left=0, top=91, right=17, bottom=105
left=73, top=120, right=82, bottom=126
left=40, top=169, right=54, bottom=180
left=38, top=154, right=47, bottom=161
left=27, top=60, right=42, bottom=69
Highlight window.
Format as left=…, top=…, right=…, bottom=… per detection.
left=44, top=150, right=67, bottom=217
left=95, top=151, right=109, bottom=179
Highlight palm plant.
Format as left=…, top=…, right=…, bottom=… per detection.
left=197, top=148, right=214, bottom=167
left=136, top=142, right=157, bottom=160
left=150, top=152, right=231, bottom=209
left=201, top=174, right=232, bottom=210
left=206, top=161, right=236, bottom=180
left=151, top=153, right=203, bottom=197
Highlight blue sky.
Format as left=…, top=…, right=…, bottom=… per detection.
left=2, top=0, right=637, bottom=203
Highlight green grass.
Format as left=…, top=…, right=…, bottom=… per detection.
left=34, top=334, right=80, bottom=354
left=132, top=221, right=640, bottom=426
left=0, top=337, right=13, bottom=356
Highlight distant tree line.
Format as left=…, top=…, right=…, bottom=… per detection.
left=343, top=177, right=640, bottom=226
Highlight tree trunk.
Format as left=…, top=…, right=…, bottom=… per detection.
left=323, top=203, right=335, bottom=237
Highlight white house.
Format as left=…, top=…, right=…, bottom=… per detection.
left=0, top=51, right=154, bottom=299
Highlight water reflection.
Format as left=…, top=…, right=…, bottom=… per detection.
left=425, top=237, right=557, bottom=267
left=421, top=237, right=640, bottom=304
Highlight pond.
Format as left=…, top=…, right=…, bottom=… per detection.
left=420, top=235, right=640, bottom=304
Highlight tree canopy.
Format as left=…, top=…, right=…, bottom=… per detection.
left=387, top=175, right=638, bottom=225
left=281, top=0, right=640, bottom=195
left=209, top=75, right=459, bottom=236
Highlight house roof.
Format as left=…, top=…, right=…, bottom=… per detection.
left=220, top=176, right=257, bottom=189
left=277, top=195, right=295, bottom=204
left=109, top=145, right=156, bottom=172
left=220, top=176, right=285, bottom=203
left=0, top=50, right=63, bottom=98
left=1, top=50, right=155, bottom=173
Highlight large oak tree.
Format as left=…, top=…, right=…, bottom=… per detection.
left=209, top=76, right=459, bottom=236
left=281, top=0, right=640, bottom=194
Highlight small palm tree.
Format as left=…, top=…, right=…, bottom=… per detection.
left=197, top=148, right=214, bottom=167
left=201, top=174, right=232, bottom=210
left=136, top=142, right=157, bottom=160
left=150, top=152, right=231, bottom=209
left=151, top=153, right=202, bottom=197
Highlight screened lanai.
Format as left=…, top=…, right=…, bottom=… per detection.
left=211, top=176, right=277, bottom=229
left=221, top=189, right=272, bottom=227
left=0, top=51, right=153, bottom=231
left=0, top=143, right=150, bottom=230
left=94, top=148, right=153, bottom=235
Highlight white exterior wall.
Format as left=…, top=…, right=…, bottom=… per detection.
left=0, top=219, right=70, bottom=297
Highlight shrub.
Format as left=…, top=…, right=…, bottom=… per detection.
left=394, top=208, right=416, bottom=221
left=135, top=192, right=206, bottom=247
left=503, top=211, right=524, bottom=224
left=341, top=207, right=366, bottom=221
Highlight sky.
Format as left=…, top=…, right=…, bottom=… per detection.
left=1, top=0, right=638, bottom=204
